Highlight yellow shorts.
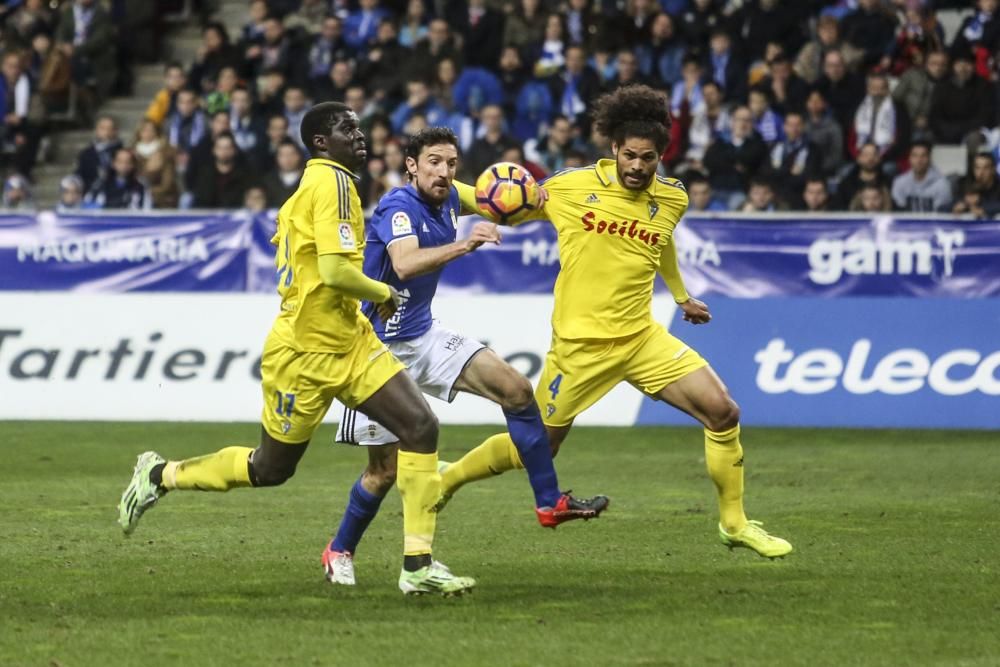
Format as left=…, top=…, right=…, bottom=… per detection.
left=535, top=322, right=708, bottom=427
left=260, top=328, right=405, bottom=443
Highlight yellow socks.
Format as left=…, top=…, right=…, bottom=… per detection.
left=162, top=446, right=254, bottom=492
left=704, top=426, right=748, bottom=534
left=441, top=433, right=524, bottom=498
left=397, top=450, right=441, bottom=556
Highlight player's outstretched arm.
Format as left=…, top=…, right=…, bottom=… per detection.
left=453, top=180, right=479, bottom=215
left=387, top=223, right=500, bottom=280
left=658, top=239, right=711, bottom=324
left=318, top=253, right=396, bottom=309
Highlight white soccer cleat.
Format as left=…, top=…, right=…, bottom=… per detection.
left=322, top=546, right=356, bottom=585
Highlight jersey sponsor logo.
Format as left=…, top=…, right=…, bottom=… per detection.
left=391, top=211, right=413, bottom=236
left=580, top=212, right=662, bottom=247
left=754, top=338, right=1000, bottom=397
left=338, top=222, right=357, bottom=250
left=807, top=228, right=964, bottom=285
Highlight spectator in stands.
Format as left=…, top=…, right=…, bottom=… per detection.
left=604, top=48, right=648, bottom=91
left=262, top=139, right=303, bottom=208
left=462, top=104, right=517, bottom=181
left=892, top=50, right=948, bottom=142
left=455, top=0, right=505, bottom=70
left=768, top=111, right=821, bottom=205
left=76, top=115, right=122, bottom=192
left=794, top=15, right=863, bottom=85
left=816, top=50, right=865, bottom=132
left=2, top=173, right=32, bottom=209
left=57, top=174, right=85, bottom=212
left=684, top=80, right=729, bottom=170
left=636, top=13, right=684, bottom=89
left=398, top=0, right=429, bottom=48
left=670, top=54, right=704, bottom=117
left=0, top=50, right=38, bottom=178
left=229, top=87, right=266, bottom=167
left=737, top=0, right=803, bottom=64
left=953, top=183, right=988, bottom=218
left=840, top=0, right=897, bottom=69
left=133, top=119, right=179, bottom=209
left=145, top=63, right=187, bottom=129
left=500, top=144, right=546, bottom=181
left=391, top=79, right=445, bottom=133
left=344, top=0, right=389, bottom=52
left=355, top=18, right=407, bottom=102
left=836, top=141, right=890, bottom=208
left=167, top=89, right=208, bottom=176
left=748, top=88, right=783, bottom=145
left=257, top=114, right=291, bottom=174
left=344, top=85, right=376, bottom=124
left=256, top=68, right=287, bottom=117
left=890, top=3, right=944, bottom=75
left=241, top=185, right=267, bottom=213
left=503, top=0, right=546, bottom=54
left=189, top=22, right=240, bottom=95
left=953, top=152, right=1000, bottom=216
left=891, top=141, right=952, bottom=213
left=852, top=71, right=899, bottom=160
left=850, top=182, right=891, bottom=213
left=952, top=0, right=1000, bottom=78
left=85, top=147, right=151, bottom=210
left=190, top=131, right=254, bottom=208
left=282, top=86, right=310, bottom=149
left=307, top=16, right=351, bottom=92
left=240, top=0, right=268, bottom=45
left=805, top=89, right=844, bottom=177
left=408, top=19, right=459, bottom=80
left=703, top=28, right=747, bottom=103
left=205, top=66, right=239, bottom=115
left=686, top=172, right=727, bottom=212
left=4, top=0, right=55, bottom=51
left=453, top=66, right=504, bottom=117
left=801, top=178, right=831, bottom=212
left=532, top=14, right=569, bottom=78
left=741, top=178, right=784, bottom=213
left=311, top=58, right=353, bottom=102
left=246, top=16, right=304, bottom=84
left=679, top=0, right=722, bottom=50
left=524, top=115, right=577, bottom=175
left=553, top=45, right=602, bottom=129
left=929, top=49, right=996, bottom=144
left=56, top=0, right=118, bottom=110
left=185, top=110, right=233, bottom=194
left=757, top=55, right=808, bottom=117
left=703, top=105, right=767, bottom=209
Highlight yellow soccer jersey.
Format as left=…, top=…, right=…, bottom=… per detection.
left=269, top=158, right=368, bottom=353
left=541, top=159, right=689, bottom=340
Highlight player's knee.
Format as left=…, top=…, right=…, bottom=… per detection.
left=501, top=376, right=536, bottom=413
left=251, top=461, right=297, bottom=487
left=705, top=396, right=740, bottom=432
left=402, top=409, right=439, bottom=454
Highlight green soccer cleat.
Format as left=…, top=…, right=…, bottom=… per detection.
left=118, top=451, right=166, bottom=535
left=719, top=520, right=793, bottom=559
left=398, top=560, right=475, bottom=597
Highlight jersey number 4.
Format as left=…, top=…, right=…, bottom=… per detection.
left=548, top=374, right=563, bottom=400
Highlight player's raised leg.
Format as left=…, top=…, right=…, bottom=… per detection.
left=357, top=369, right=475, bottom=595
left=655, top=364, right=792, bottom=558
left=323, top=441, right=397, bottom=585
left=443, top=349, right=609, bottom=527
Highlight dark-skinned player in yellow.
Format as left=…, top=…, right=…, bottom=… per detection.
left=117, top=102, right=476, bottom=595
left=437, top=85, right=792, bottom=558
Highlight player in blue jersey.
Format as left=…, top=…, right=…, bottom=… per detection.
left=322, top=127, right=609, bottom=585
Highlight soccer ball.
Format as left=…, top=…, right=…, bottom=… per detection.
left=474, top=162, right=541, bottom=224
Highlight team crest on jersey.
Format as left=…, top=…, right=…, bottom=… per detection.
left=368, top=424, right=378, bottom=438
left=546, top=403, right=556, bottom=418
left=338, top=222, right=356, bottom=250
left=586, top=193, right=600, bottom=203
left=647, top=200, right=659, bottom=220
left=391, top=211, right=412, bottom=236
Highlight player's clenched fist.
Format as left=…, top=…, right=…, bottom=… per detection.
left=679, top=297, right=711, bottom=324
left=464, top=221, right=502, bottom=252
left=377, top=285, right=402, bottom=321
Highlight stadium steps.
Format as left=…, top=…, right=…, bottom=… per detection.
left=933, top=144, right=968, bottom=178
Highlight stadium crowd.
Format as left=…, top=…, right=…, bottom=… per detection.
left=2, top=0, right=999, bottom=215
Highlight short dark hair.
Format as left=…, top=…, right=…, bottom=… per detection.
left=405, top=126, right=459, bottom=162
left=684, top=171, right=710, bottom=187
left=592, top=84, right=670, bottom=152
left=974, top=151, right=996, bottom=166
left=910, top=140, right=933, bottom=155
left=299, top=101, right=351, bottom=152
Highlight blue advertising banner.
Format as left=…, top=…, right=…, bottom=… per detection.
left=2, top=212, right=999, bottom=297
left=0, top=212, right=253, bottom=291
left=638, top=297, right=1000, bottom=429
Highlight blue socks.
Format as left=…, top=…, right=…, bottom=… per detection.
left=330, top=477, right=385, bottom=554
left=504, top=403, right=561, bottom=508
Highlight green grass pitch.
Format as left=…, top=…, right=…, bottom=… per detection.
left=1, top=422, right=998, bottom=666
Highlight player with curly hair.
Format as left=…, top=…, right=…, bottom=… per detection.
left=437, top=85, right=793, bottom=558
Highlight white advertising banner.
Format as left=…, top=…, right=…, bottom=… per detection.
left=0, top=292, right=679, bottom=425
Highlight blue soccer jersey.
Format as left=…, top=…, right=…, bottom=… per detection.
left=362, top=183, right=462, bottom=341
